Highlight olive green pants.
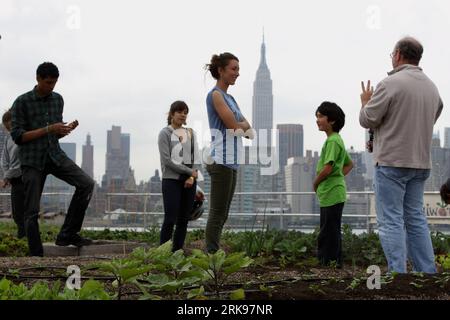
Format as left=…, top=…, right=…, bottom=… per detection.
left=205, top=163, right=237, bottom=253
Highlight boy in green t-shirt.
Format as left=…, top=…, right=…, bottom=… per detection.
left=313, top=102, right=353, bottom=268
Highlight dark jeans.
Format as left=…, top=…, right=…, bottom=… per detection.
left=205, top=163, right=237, bottom=253
left=22, top=156, right=95, bottom=256
left=160, top=178, right=196, bottom=252
left=318, top=202, right=345, bottom=267
left=10, top=176, right=25, bottom=238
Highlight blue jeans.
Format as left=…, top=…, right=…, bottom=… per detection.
left=374, top=166, right=436, bottom=273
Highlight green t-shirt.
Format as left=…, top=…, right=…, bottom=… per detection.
left=316, top=133, right=352, bottom=207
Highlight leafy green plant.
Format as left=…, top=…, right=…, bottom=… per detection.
left=434, top=272, right=450, bottom=288
left=80, top=226, right=160, bottom=244
left=437, top=254, right=450, bottom=271
left=0, top=234, right=28, bottom=256
left=190, top=249, right=253, bottom=298
left=274, top=239, right=307, bottom=266
left=132, top=242, right=207, bottom=299
left=308, top=283, right=325, bottom=295
left=91, top=258, right=151, bottom=300
left=58, top=279, right=112, bottom=300
left=0, top=278, right=111, bottom=300
left=229, top=288, right=245, bottom=300
left=346, top=277, right=363, bottom=290
left=431, top=232, right=450, bottom=255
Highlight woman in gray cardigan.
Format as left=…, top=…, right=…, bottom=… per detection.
left=158, top=101, right=200, bottom=251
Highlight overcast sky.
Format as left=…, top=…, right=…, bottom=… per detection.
left=1, top=0, right=449, bottom=183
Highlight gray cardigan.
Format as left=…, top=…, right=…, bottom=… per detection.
left=1, top=134, right=22, bottom=180
left=158, top=126, right=201, bottom=180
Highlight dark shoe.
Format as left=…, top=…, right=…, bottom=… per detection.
left=55, top=234, right=93, bottom=247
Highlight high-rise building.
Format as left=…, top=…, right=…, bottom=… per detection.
left=252, top=33, right=273, bottom=152
left=443, top=127, right=450, bottom=149
left=277, top=124, right=304, bottom=172
left=346, top=146, right=366, bottom=191
left=251, top=33, right=278, bottom=195
left=82, top=133, right=94, bottom=179
left=230, top=147, right=259, bottom=214
left=426, top=132, right=450, bottom=191
left=362, top=129, right=374, bottom=189
left=102, top=125, right=130, bottom=191
left=284, top=150, right=319, bottom=215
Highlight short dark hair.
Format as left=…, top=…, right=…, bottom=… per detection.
left=205, top=52, right=239, bottom=80
left=316, top=101, right=346, bottom=133
left=167, top=100, right=189, bottom=125
left=395, top=37, right=423, bottom=65
left=2, top=110, right=11, bottom=126
left=36, top=62, right=59, bottom=79
left=441, top=179, right=450, bottom=205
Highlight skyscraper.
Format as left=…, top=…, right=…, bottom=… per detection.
left=277, top=124, right=304, bottom=172
left=284, top=150, right=319, bottom=215
left=426, top=132, right=450, bottom=191
left=82, top=133, right=94, bottom=179
left=102, top=125, right=131, bottom=190
left=252, top=32, right=273, bottom=151
left=444, top=127, right=450, bottom=149
left=346, top=146, right=366, bottom=191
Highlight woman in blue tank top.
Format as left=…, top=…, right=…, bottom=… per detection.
left=204, top=52, right=253, bottom=253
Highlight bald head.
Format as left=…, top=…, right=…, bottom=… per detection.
left=394, top=37, right=423, bottom=65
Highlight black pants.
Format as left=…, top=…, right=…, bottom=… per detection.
left=317, top=202, right=344, bottom=267
left=22, top=156, right=95, bottom=256
left=10, top=176, right=25, bottom=238
left=160, top=178, right=196, bottom=252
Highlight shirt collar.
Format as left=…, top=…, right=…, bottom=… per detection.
left=31, top=86, right=54, bottom=101
left=387, top=64, right=422, bottom=76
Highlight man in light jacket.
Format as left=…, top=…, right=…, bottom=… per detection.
left=360, top=37, right=443, bottom=273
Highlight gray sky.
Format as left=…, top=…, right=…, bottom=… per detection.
left=1, top=0, right=449, bottom=183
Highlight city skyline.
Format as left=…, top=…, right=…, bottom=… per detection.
left=1, top=0, right=449, bottom=182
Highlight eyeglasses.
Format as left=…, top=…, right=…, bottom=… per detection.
left=390, top=50, right=397, bottom=59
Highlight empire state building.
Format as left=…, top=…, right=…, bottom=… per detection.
left=252, top=34, right=273, bottom=152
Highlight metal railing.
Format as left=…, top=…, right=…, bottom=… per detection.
left=1, top=191, right=449, bottom=233
left=99, top=191, right=450, bottom=233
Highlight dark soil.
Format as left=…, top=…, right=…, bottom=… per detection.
left=1, top=254, right=449, bottom=300
left=244, top=272, right=450, bottom=300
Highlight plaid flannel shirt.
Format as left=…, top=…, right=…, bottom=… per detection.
left=11, top=87, right=68, bottom=170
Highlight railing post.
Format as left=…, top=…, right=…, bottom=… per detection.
left=143, top=194, right=148, bottom=230
left=366, top=192, right=370, bottom=233
left=107, top=194, right=111, bottom=227
left=279, top=193, right=283, bottom=230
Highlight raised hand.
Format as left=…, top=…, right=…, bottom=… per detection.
left=360, top=80, right=374, bottom=107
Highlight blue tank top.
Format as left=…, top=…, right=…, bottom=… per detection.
left=206, top=87, right=243, bottom=170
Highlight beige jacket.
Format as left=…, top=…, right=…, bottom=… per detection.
left=360, top=64, right=443, bottom=169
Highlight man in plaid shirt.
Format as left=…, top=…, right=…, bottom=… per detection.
left=11, top=62, right=95, bottom=256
